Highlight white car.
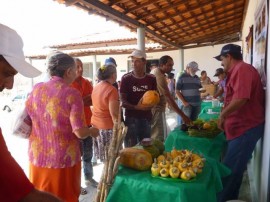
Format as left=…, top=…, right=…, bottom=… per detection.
left=2, top=93, right=29, bottom=112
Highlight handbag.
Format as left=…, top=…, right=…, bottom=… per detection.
left=12, top=107, right=32, bottom=138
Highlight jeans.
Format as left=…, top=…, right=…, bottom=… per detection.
left=217, top=122, right=265, bottom=202
left=124, top=117, right=151, bottom=147
left=80, top=136, right=93, bottom=180
left=177, top=99, right=182, bottom=126
left=180, top=104, right=201, bottom=123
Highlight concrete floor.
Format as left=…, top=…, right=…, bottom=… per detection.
left=79, top=111, right=252, bottom=202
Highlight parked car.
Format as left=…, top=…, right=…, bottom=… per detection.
left=2, top=92, right=29, bottom=112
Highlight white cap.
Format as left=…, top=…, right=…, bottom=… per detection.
left=128, top=49, right=146, bottom=59
left=187, top=61, right=200, bottom=72
left=0, top=23, right=41, bottom=78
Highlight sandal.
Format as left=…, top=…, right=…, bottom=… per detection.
left=81, top=187, right=87, bottom=195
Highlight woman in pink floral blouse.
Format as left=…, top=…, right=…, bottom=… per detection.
left=26, top=52, right=98, bottom=202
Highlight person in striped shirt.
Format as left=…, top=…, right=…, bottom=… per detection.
left=176, top=61, right=202, bottom=123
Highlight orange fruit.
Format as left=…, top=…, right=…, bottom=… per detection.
left=203, top=122, right=211, bottom=130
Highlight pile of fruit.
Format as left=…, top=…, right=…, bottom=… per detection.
left=181, top=119, right=221, bottom=138
left=151, top=148, right=205, bottom=181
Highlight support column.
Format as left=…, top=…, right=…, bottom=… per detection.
left=137, top=27, right=145, bottom=52
left=176, top=48, right=184, bottom=80
left=137, top=27, right=146, bottom=72
left=92, top=55, right=97, bottom=85
left=179, top=48, right=184, bottom=73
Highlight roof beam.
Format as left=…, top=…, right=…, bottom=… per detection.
left=82, top=0, right=180, bottom=48
left=122, top=0, right=164, bottom=14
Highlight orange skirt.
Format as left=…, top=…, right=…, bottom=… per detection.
left=29, top=161, right=81, bottom=202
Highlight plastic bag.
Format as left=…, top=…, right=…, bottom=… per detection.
left=12, top=107, right=32, bottom=138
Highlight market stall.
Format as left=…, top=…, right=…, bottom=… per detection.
left=106, top=159, right=230, bottom=202
left=106, top=98, right=229, bottom=202
left=106, top=128, right=229, bottom=202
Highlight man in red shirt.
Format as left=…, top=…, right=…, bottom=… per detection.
left=0, top=24, right=61, bottom=201
left=214, top=44, right=265, bottom=202
left=71, top=58, right=98, bottom=192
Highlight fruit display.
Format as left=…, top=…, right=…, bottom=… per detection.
left=151, top=148, right=205, bottom=181
left=141, top=90, right=160, bottom=106
left=181, top=119, right=221, bottom=138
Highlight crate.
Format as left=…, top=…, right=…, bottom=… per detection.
left=201, top=84, right=216, bottom=96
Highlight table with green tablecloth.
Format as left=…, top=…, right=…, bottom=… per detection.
left=106, top=129, right=230, bottom=202
left=200, top=100, right=213, bottom=109
left=199, top=100, right=222, bottom=121
left=107, top=159, right=230, bottom=202
left=165, top=128, right=226, bottom=161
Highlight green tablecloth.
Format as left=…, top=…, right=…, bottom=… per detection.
left=198, top=105, right=221, bottom=121
left=107, top=159, right=230, bottom=202
left=200, top=100, right=213, bottom=109
left=165, top=129, right=226, bottom=161
left=106, top=103, right=229, bottom=202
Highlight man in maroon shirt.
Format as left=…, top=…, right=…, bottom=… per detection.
left=120, top=50, right=157, bottom=147
left=0, top=23, right=61, bottom=201
left=214, top=44, right=265, bottom=202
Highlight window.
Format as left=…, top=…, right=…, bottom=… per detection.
left=82, top=62, right=101, bottom=81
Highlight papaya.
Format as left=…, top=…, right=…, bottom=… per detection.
left=119, top=148, right=153, bottom=171
left=141, top=90, right=160, bottom=106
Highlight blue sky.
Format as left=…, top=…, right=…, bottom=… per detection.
left=0, top=0, right=128, bottom=54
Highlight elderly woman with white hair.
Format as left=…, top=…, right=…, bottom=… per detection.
left=26, top=52, right=99, bottom=202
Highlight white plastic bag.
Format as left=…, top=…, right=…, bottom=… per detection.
left=12, top=107, right=32, bottom=138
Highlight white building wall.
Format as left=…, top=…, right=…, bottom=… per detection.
left=77, top=46, right=240, bottom=84
left=29, top=44, right=239, bottom=85
left=241, top=0, right=269, bottom=201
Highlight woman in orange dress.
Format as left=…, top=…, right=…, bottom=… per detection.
left=26, top=52, right=99, bottom=202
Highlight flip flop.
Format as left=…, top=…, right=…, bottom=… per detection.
left=81, top=187, right=87, bottom=195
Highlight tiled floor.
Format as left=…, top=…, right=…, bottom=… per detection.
left=79, top=111, right=252, bottom=202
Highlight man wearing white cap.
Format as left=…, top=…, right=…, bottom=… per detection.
left=0, top=23, right=61, bottom=201
left=120, top=49, right=157, bottom=147
left=175, top=61, right=202, bottom=123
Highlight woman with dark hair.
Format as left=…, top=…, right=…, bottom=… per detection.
left=91, top=64, right=119, bottom=161
left=200, top=70, right=212, bottom=85
left=26, top=52, right=99, bottom=202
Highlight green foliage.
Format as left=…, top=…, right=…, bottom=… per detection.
left=187, top=119, right=221, bottom=138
